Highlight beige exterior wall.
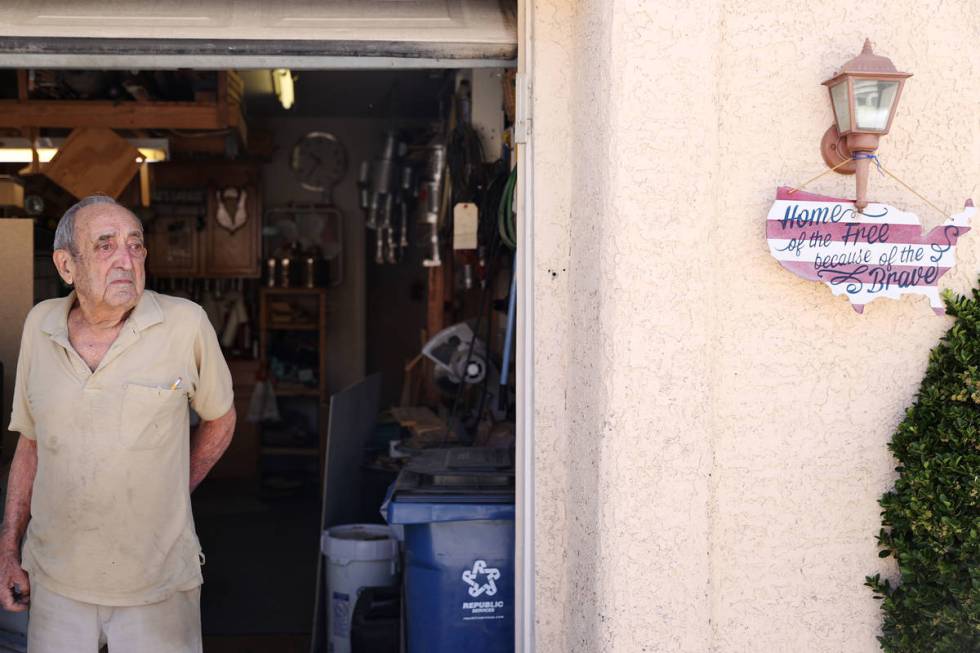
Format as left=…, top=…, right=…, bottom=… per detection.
left=530, top=1, right=980, bottom=651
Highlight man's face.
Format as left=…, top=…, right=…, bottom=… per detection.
left=64, top=205, right=147, bottom=312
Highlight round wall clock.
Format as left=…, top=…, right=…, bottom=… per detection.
left=290, top=131, right=347, bottom=194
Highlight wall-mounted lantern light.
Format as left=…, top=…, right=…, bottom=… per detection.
left=820, top=39, right=911, bottom=212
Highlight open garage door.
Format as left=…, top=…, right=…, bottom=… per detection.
left=0, top=2, right=531, bottom=651
left=0, top=0, right=517, bottom=69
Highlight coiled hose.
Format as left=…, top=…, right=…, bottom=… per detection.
left=498, top=166, right=518, bottom=249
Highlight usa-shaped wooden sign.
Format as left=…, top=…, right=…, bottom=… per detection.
left=767, top=187, right=974, bottom=314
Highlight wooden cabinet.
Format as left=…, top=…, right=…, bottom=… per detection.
left=205, top=187, right=261, bottom=277
left=145, top=162, right=261, bottom=278
left=145, top=212, right=201, bottom=277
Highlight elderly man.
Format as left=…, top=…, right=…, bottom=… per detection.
left=1, top=195, right=236, bottom=652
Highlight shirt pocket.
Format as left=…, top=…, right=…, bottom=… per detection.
left=122, top=383, right=187, bottom=451
left=27, top=393, right=67, bottom=452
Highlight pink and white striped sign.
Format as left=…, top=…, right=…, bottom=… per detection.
left=767, top=187, right=974, bottom=314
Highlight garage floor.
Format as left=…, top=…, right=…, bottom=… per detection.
left=192, top=478, right=321, bottom=650
left=203, top=634, right=309, bottom=653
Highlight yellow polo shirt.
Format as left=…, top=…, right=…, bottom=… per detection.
left=7, top=290, right=233, bottom=606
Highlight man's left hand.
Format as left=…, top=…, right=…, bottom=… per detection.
left=0, top=551, right=30, bottom=612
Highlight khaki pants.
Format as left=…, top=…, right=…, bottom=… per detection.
left=27, top=583, right=202, bottom=653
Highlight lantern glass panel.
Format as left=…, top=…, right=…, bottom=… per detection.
left=853, top=79, right=899, bottom=131
left=830, top=81, right=851, bottom=133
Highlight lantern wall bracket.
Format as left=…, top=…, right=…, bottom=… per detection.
left=819, top=125, right=856, bottom=175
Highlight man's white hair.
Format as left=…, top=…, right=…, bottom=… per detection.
left=53, top=195, right=142, bottom=256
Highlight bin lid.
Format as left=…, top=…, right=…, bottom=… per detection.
left=382, top=452, right=515, bottom=524
left=404, top=447, right=514, bottom=478
left=388, top=462, right=514, bottom=498
left=397, top=447, right=515, bottom=498
left=385, top=499, right=515, bottom=525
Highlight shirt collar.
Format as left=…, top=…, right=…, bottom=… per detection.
left=39, top=291, right=74, bottom=339
left=40, top=289, right=164, bottom=338
left=128, top=290, right=165, bottom=332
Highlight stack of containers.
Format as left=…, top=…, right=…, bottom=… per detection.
left=384, top=448, right=515, bottom=653
left=321, top=524, right=399, bottom=653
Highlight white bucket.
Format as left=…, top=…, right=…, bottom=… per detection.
left=322, top=524, right=399, bottom=653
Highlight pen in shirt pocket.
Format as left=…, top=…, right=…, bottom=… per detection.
left=169, top=377, right=183, bottom=391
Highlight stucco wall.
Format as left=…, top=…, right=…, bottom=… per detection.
left=531, top=1, right=980, bottom=651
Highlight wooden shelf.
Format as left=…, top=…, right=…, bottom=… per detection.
left=260, top=285, right=328, bottom=484
left=260, top=446, right=320, bottom=457
left=0, top=99, right=236, bottom=130
left=267, top=323, right=318, bottom=331
left=275, top=387, right=322, bottom=398
left=3, top=71, right=244, bottom=132
left=261, top=287, right=328, bottom=295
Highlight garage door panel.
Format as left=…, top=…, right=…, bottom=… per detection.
left=267, top=0, right=459, bottom=26
left=2, top=0, right=234, bottom=29
left=0, top=0, right=515, bottom=45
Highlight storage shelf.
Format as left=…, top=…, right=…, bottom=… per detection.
left=5, top=71, right=243, bottom=131
left=261, top=287, right=328, bottom=295
left=274, top=387, right=322, bottom=398
left=260, top=446, right=320, bottom=457
left=259, top=285, right=327, bottom=484
left=267, top=323, right=318, bottom=331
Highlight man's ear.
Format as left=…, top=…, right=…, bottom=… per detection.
left=52, top=250, right=75, bottom=286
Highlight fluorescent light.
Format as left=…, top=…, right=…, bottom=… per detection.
left=0, top=148, right=58, bottom=163
left=272, top=69, right=295, bottom=110
left=0, top=138, right=169, bottom=164
left=135, top=146, right=168, bottom=162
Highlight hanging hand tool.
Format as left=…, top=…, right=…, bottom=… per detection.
left=419, top=143, right=447, bottom=267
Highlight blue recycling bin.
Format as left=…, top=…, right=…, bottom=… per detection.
left=386, top=486, right=515, bottom=653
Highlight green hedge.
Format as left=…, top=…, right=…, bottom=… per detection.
left=866, top=288, right=980, bottom=653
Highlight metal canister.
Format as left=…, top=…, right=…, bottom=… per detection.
left=266, top=258, right=277, bottom=287
left=304, top=257, right=316, bottom=288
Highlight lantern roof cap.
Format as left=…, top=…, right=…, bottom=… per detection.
left=824, top=39, right=912, bottom=84
left=842, top=39, right=899, bottom=73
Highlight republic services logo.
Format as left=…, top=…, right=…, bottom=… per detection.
left=462, top=560, right=500, bottom=598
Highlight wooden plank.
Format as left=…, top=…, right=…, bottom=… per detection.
left=226, top=71, right=245, bottom=101
left=170, top=128, right=272, bottom=159
left=424, top=264, right=449, bottom=404
left=217, top=72, right=230, bottom=128
left=0, top=100, right=228, bottom=130
left=16, top=70, right=27, bottom=101
left=42, top=127, right=140, bottom=199
left=427, top=265, right=446, bottom=337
